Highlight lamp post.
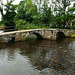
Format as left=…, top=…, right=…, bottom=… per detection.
left=41, top=7, right=43, bottom=29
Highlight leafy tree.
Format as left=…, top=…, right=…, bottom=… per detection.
left=66, top=3, right=75, bottom=28
left=15, top=19, right=26, bottom=25
left=14, top=0, right=38, bottom=25
left=0, top=0, right=17, bottom=31
left=52, top=0, right=72, bottom=28
left=0, top=0, right=3, bottom=17
left=32, top=0, right=53, bottom=25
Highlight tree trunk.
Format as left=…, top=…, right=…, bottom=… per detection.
left=0, top=0, right=3, bottom=17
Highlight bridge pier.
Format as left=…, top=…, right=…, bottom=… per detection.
left=41, top=30, right=57, bottom=40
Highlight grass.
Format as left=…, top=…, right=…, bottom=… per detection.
left=0, top=26, right=4, bottom=30
left=70, top=33, right=75, bottom=37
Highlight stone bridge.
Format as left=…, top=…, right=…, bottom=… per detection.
left=0, top=29, right=75, bottom=42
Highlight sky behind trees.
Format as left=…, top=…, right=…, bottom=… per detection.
left=0, top=0, right=75, bottom=21
left=0, top=0, right=21, bottom=21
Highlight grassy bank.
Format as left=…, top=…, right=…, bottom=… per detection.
left=0, top=26, right=4, bottom=30
left=70, top=34, right=75, bottom=37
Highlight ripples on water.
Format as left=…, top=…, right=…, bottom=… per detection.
left=0, top=38, right=75, bottom=75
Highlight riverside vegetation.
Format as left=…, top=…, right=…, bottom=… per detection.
left=0, top=0, right=75, bottom=30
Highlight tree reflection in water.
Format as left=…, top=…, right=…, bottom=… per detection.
left=0, top=38, right=75, bottom=75
left=19, top=38, right=75, bottom=75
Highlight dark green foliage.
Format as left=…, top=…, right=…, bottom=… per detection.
left=51, top=0, right=75, bottom=29
left=0, top=0, right=17, bottom=31
left=42, top=7, right=53, bottom=24
left=3, top=12, right=16, bottom=31
left=14, top=0, right=38, bottom=25
left=0, top=0, right=75, bottom=30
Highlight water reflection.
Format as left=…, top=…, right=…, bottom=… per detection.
left=0, top=38, right=75, bottom=75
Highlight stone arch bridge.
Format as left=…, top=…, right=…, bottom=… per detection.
left=0, top=29, right=75, bottom=42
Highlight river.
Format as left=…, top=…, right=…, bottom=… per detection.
left=0, top=38, right=75, bottom=75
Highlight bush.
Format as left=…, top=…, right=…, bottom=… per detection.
left=15, top=19, right=26, bottom=26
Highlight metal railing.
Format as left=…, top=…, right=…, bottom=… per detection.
left=0, top=24, right=75, bottom=32
left=0, top=24, right=52, bottom=32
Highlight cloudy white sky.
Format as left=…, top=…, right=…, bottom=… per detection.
left=0, top=0, right=75, bottom=21
left=2, top=0, right=21, bottom=4
left=0, top=0, right=21, bottom=21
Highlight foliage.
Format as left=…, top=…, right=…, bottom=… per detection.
left=0, top=0, right=17, bottom=31
left=42, top=7, right=54, bottom=24
left=15, top=19, right=26, bottom=26
left=52, top=0, right=72, bottom=28
left=14, top=0, right=38, bottom=24
left=0, top=0, right=75, bottom=30
left=16, top=24, right=51, bottom=30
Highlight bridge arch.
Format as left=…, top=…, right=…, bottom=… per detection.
left=5, top=37, right=15, bottom=43
left=25, top=32, right=43, bottom=40
left=56, top=32, right=66, bottom=38
left=33, top=32, right=43, bottom=39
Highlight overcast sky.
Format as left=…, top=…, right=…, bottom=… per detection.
left=0, top=0, right=21, bottom=21
left=0, top=0, right=75, bottom=21
left=2, top=0, right=21, bottom=4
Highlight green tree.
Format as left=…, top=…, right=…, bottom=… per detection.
left=41, top=0, right=53, bottom=25
left=52, top=0, right=71, bottom=28
left=14, top=0, right=39, bottom=25
left=66, top=3, right=75, bottom=28
left=0, top=0, right=17, bottom=31
left=0, top=0, right=3, bottom=17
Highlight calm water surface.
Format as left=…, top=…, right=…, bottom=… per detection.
left=0, top=38, right=75, bottom=75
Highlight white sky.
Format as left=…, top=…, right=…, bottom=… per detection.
left=0, top=0, right=21, bottom=21
left=2, top=0, right=21, bottom=4
left=0, top=0, right=75, bottom=21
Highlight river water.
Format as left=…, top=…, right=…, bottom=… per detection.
left=0, top=38, right=75, bottom=75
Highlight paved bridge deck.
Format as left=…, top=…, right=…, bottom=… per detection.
left=0, top=29, right=56, bottom=36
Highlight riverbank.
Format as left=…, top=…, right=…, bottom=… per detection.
left=70, top=33, right=75, bottom=37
